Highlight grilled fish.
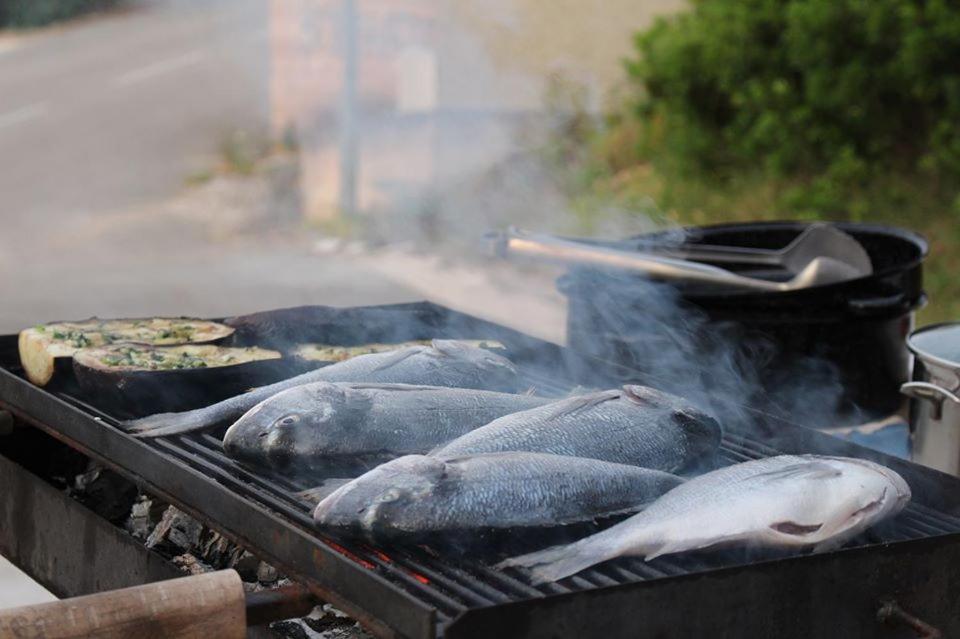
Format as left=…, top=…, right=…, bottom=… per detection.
left=432, top=385, right=721, bottom=473
left=222, top=382, right=551, bottom=469
left=126, top=340, right=520, bottom=437
left=313, top=452, right=684, bottom=539
left=499, top=454, right=911, bottom=583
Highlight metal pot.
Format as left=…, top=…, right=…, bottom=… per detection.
left=904, top=322, right=960, bottom=475
left=560, top=221, right=928, bottom=421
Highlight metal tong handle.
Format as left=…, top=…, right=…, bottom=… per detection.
left=901, top=382, right=960, bottom=420
left=494, top=227, right=783, bottom=292
left=658, top=241, right=791, bottom=265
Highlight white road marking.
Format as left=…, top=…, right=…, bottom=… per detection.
left=0, top=102, right=49, bottom=130
left=112, top=50, right=204, bottom=87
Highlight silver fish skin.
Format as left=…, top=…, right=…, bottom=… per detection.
left=313, top=452, right=684, bottom=539
left=125, top=340, right=519, bottom=437
left=499, top=454, right=911, bottom=583
left=222, top=382, right=551, bottom=469
left=431, top=385, right=721, bottom=473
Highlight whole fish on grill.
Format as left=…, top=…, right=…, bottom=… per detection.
left=222, top=382, right=552, bottom=469
left=498, top=454, right=911, bottom=583
left=313, top=452, right=684, bottom=539
left=125, top=340, right=521, bottom=437
left=431, top=385, right=721, bottom=474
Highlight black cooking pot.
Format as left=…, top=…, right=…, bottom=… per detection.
left=559, top=221, right=927, bottom=422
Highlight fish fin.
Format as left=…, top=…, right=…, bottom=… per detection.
left=540, top=389, right=623, bottom=422
left=124, top=413, right=205, bottom=437
left=642, top=542, right=677, bottom=561
left=809, top=490, right=890, bottom=552
left=430, top=340, right=518, bottom=373
left=643, top=532, right=753, bottom=560
left=753, top=462, right=842, bottom=484
left=769, top=521, right=824, bottom=536
left=339, top=382, right=441, bottom=392
left=429, top=339, right=474, bottom=357
left=621, top=385, right=673, bottom=408
left=369, top=346, right=427, bottom=372
left=496, top=538, right=620, bottom=585
left=297, top=479, right=351, bottom=504
left=811, top=538, right=847, bottom=554
left=601, top=502, right=653, bottom=518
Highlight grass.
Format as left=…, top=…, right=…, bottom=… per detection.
left=183, top=130, right=284, bottom=188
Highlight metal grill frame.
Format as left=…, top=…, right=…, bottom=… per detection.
left=3, top=302, right=960, bottom=639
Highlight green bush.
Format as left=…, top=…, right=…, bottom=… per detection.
left=0, top=0, right=122, bottom=28
left=622, top=0, right=960, bottom=215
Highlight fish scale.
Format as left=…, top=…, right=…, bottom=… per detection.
left=222, top=382, right=552, bottom=469
left=499, top=454, right=912, bottom=583
left=313, top=452, right=684, bottom=538
left=433, top=384, right=722, bottom=473
left=124, top=340, right=521, bottom=437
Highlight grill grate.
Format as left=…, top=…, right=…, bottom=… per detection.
left=4, top=302, right=960, bottom=639
left=49, top=367, right=960, bottom=633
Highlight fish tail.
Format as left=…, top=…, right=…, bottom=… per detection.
left=496, top=537, right=621, bottom=584
left=123, top=411, right=210, bottom=437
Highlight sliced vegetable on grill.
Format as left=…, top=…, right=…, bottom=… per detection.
left=73, top=344, right=285, bottom=416
left=18, top=318, right=234, bottom=386
left=289, top=339, right=505, bottom=365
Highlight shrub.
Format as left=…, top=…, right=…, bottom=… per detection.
left=622, top=0, right=960, bottom=214
left=0, top=0, right=122, bottom=28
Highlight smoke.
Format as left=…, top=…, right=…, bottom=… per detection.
left=559, top=266, right=856, bottom=433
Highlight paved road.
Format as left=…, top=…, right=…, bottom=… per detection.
left=0, top=0, right=421, bottom=331
left=0, top=0, right=269, bottom=237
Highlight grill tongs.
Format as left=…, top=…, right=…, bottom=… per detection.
left=491, top=225, right=873, bottom=292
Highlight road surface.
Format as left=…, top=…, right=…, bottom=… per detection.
left=0, top=0, right=421, bottom=330
left=0, top=0, right=269, bottom=237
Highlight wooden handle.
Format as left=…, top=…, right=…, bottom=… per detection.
left=0, top=570, right=246, bottom=639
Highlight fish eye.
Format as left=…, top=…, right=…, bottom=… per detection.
left=376, top=488, right=401, bottom=503
left=275, top=414, right=299, bottom=427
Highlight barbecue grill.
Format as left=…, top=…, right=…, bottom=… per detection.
left=1, top=302, right=959, bottom=638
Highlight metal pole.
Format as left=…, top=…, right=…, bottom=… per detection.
left=338, top=0, right=359, bottom=218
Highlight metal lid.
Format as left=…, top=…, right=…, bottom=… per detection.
left=907, top=322, right=960, bottom=369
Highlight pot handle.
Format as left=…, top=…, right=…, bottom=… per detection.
left=901, top=382, right=960, bottom=420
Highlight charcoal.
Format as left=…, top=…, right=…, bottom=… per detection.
left=146, top=506, right=202, bottom=552
left=268, top=621, right=309, bottom=639
left=173, top=553, right=213, bottom=575
left=302, top=614, right=358, bottom=634
left=233, top=550, right=261, bottom=582
left=126, top=495, right=162, bottom=539
left=257, top=561, right=279, bottom=585
left=200, top=531, right=236, bottom=567
left=270, top=608, right=372, bottom=639
left=71, top=463, right=138, bottom=524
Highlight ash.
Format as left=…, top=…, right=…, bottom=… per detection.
left=72, top=461, right=369, bottom=638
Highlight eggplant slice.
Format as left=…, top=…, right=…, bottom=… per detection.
left=19, top=318, right=234, bottom=386
left=73, top=344, right=286, bottom=417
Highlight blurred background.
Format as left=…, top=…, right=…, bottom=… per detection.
left=1, top=0, right=959, bottom=604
